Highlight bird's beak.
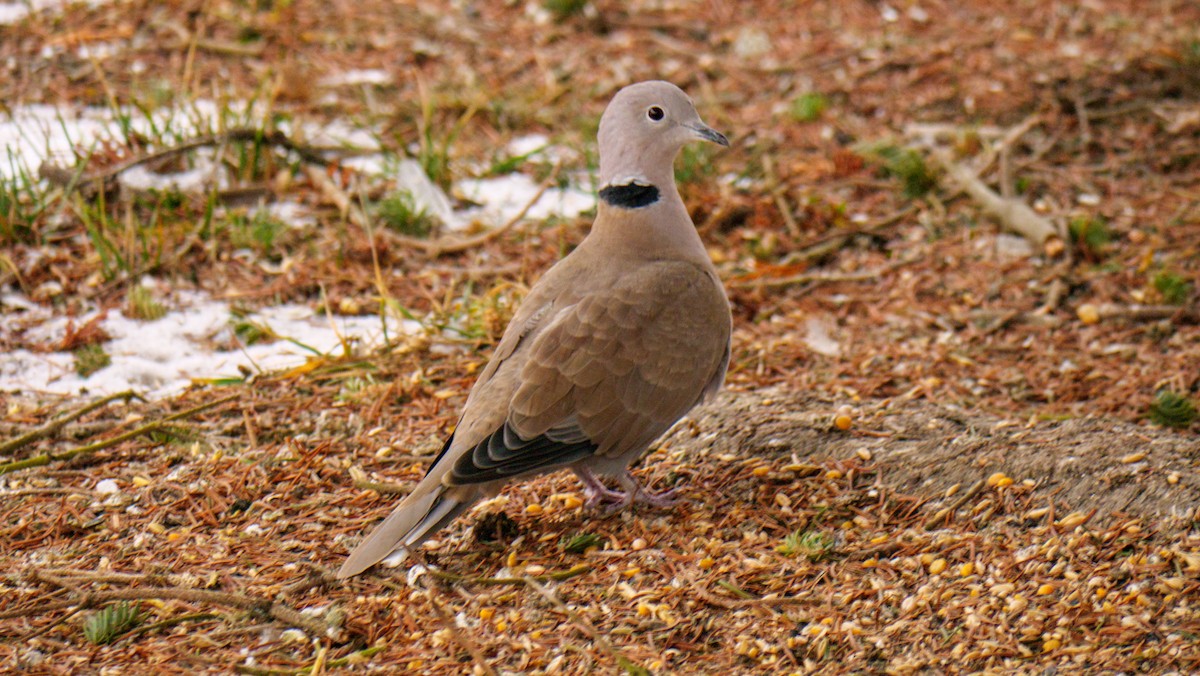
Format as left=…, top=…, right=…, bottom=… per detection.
left=686, top=122, right=730, bottom=147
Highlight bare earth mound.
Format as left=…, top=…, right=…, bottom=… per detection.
left=672, top=388, right=1200, bottom=522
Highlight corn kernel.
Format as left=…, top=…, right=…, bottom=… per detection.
left=928, top=558, right=947, bottom=574
left=1043, top=638, right=1061, bottom=651
left=986, top=472, right=1009, bottom=487
left=1095, top=587, right=1107, bottom=599
left=479, top=608, right=494, bottom=621
left=1077, top=304, right=1099, bottom=325
left=506, top=551, right=518, bottom=568
left=525, top=504, right=544, bottom=516
left=132, top=476, right=151, bottom=487
left=751, top=466, right=770, bottom=477
left=826, top=470, right=843, bottom=480
left=494, top=621, right=508, bottom=632
left=698, top=557, right=715, bottom=570
left=622, top=567, right=641, bottom=578
left=959, top=562, right=975, bottom=577
left=167, top=532, right=184, bottom=543
left=563, top=495, right=583, bottom=509
left=834, top=415, right=852, bottom=431
left=636, top=603, right=652, bottom=617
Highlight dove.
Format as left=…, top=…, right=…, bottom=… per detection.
left=337, top=81, right=731, bottom=578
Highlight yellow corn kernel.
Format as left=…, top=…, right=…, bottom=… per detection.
left=525, top=504, right=544, bottom=516
left=1043, top=638, right=1061, bottom=651
left=1037, top=584, right=1055, bottom=595
left=698, top=557, right=715, bottom=570
left=928, top=558, right=947, bottom=574
left=834, top=415, right=852, bottom=431
left=479, top=608, right=494, bottom=621
left=959, top=562, right=975, bottom=577
left=986, top=472, right=1010, bottom=487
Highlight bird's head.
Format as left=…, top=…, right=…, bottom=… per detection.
left=597, top=80, right=729, bottom=192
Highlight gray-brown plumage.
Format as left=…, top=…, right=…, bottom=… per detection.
left=337, top=81, right=731, bottom=578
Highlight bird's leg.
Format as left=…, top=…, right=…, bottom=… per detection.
left=573, top=466, right=628, bottom=509
left=617, top=470, right=682, bottom=509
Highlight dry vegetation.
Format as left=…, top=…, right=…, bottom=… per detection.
left=2, top=0, right=1199, bottom=673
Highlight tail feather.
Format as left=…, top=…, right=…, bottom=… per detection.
left=337, top=486, right=478, bottom=578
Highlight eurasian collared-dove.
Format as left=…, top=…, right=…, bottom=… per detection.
left=337, top=81, right=731, bottom=579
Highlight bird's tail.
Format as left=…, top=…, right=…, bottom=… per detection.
left=336, top=485, right=476, bottom=578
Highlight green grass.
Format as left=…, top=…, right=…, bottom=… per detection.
left=1152, top=270, right=1193, bottom=305
left=777, top=529, right=836, bottom=561
left=73, top=344, right=112, bottom=377
left=790, top=92, right=828, bottom=122
left=126, top=285, right=167, bottom=320
left=376, top=190, right=435, bottom=238
left=1068, top=216, right=1111, bottom=258
left=1149, top=390, right=1197, bottom=428
left=858, top=143, right=936, bottom=199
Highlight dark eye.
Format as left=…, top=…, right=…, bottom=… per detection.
left=647, top=106, right=664, bottom=121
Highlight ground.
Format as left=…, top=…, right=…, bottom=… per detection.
left=2, top=0, right=1199, bottom=674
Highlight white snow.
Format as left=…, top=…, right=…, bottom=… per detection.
left=0, top=288, right=421, bottom=398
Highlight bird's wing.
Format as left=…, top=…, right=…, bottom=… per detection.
left=443, top=259, right=730, bottom=484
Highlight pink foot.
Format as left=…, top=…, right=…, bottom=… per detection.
left=574, top=467, right=683, bottom=514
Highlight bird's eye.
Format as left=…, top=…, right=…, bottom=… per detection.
left=647, top=106, right=664, bottom=121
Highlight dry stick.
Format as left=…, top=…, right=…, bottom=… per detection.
left=305, top=162, right=561, bottom=257
left=524, top=576, right=648, bottom=675
left=25, top=572, right=336, bottom=639
left=784, top=205, right=918, bottom=265
left=927, top=148, right=1063, bottom=257
left=233, top=647, right=386, bottom=676
left=1093, top=303, right=1200, bottom=324
left=426, top=563, right=591, bottom=587
left=730, top=256, right=915, bottom=290
left=923, top=478, right=988, bottom=530
left=348, top=466, right=409, bottom=495
left=40, top=129, right=328, bottom=193
left=426, top=593, right=498, bottom=676
left=0, top=394, right=238, bottom=476
left=0, top=390, right=144, bottom=457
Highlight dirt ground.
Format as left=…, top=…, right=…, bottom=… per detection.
left=2, top=0, right=1199, bottom=674
left=673, top=387, right=1200, bottom=522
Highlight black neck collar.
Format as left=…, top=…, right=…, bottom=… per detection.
left=598, top=181, right=660, bottom=209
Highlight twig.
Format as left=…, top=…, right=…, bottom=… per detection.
left=426, top=563, right=590, bottom=587
left=22, top=571, right=339, bottom=640
left=524, top=576, right=649, bottom=675
left=305, top=162, right=562, bottom=257
left=730, top=256, right=915, bottom=290
left=39, top=129, right=328, bottom=195
left=923, top=478, right=988, bottom=530
left=233, top=647, right=385, bottom=676
left=0, top=394, right=237, bottom=476
left=0, top=390, right=144, bottom=457
left=348, top=466, right=409, bottom=495
left=927, top=148, right=1063, bottom=257
left=427, top=592, right=497, bottom=676
left=783, top=205, right=917, bottom=265
left=1091, top=303, right=1200, bottom=324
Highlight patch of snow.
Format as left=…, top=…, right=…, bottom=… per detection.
left=0, top=0, right=109, bottom=25
left=456, top=172, right=594, bottom=229
left=0, top=288, right=421, bottom=399
left=318, top=69, right=392, bottom=87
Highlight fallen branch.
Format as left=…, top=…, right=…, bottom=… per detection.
left=425, top=563, right=591, bottom=587
left=524, top=576, right=649, bottom=675
left=305, top=162, right=561, bottom=257
left=234, top=647, right=385, bottom=676
left=40, top=129, right=328, bottom=196
left=0, top=390, right=144, bottom=457
left=927, top=148, right=1064, bottom=257
left=16, top=571, right=341, bottom=640
left=729, top=256, right=915, bottom=290
left=923, top=478, right=988, bottom=530
left=0, top=394, right=237, bottom=476
left=348, top=466, right=409, bottom=495
left=1088, top=303, right=1200, bottom=324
